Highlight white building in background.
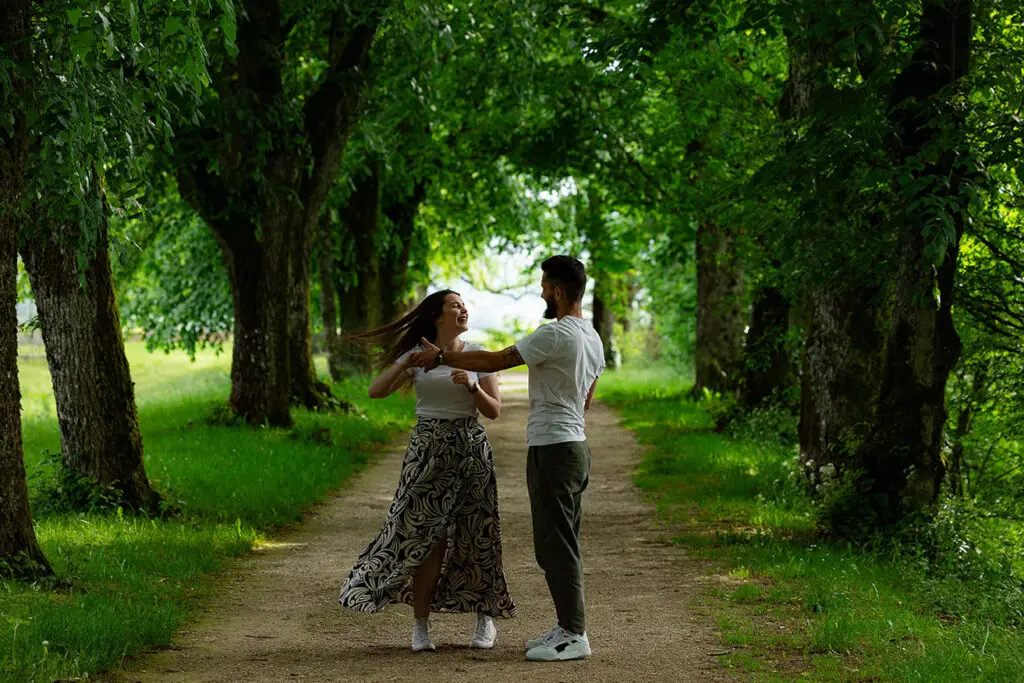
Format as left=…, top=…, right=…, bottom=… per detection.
left=16, top=299, right=41, bottom=344
left=16, top=300, right=35, bottom=325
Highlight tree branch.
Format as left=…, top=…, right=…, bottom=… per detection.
left=973, top=229, right=1024, bottom=273
left=231, top=0, right=286, bottom=107
left=461, top=277, right=536, bottom=302
left=300, top=3, right=384, bottom=219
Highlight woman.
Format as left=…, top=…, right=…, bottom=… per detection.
left=338, top=290, right=516, bottom=652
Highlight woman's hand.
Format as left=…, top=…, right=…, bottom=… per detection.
left=409, top=338, right=441, bottom=370
left=451, top=369, right=476, bottom=392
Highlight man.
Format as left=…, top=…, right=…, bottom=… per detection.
left=409, top=255, right=604, bottom=662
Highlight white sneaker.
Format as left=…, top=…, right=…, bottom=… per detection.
left=470, top=614, right=497, bottom=649
left=525, top=628, right=591, bottom=661
left=524, top=624, right=560, bottom=651
left=411, top=618, right=435, bottom=652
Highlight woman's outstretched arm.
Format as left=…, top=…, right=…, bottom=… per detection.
left=367, top=358, right=413, bottom=398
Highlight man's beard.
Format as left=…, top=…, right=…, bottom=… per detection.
left=542, top=296, right=557, bottom=319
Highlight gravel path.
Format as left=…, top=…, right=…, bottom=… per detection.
left=107, top=375, right=727, bottom=682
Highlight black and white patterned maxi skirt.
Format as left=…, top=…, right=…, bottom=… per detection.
left=338, top=417, right=516, bottom=618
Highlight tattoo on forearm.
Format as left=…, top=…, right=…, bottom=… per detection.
left=501, top=346, right=524, bottom=369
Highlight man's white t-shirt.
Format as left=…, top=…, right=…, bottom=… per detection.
left=398, top=342, right=491, bottom=419
left=515, top=316, right=605, bottom=447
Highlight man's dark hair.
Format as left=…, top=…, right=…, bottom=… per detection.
left=541, top=255, right=587, bottom=302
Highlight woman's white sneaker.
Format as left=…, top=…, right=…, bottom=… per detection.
left=411, top=618, right=435, bottom=652
left=524, top=624, right=560, bottom=651
left=525, top=628, right=591, bottom=661
left=470, top=614, right=497, bottom=649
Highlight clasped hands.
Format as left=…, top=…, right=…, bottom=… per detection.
left=408, top=337, right=476, bottom=392
left=407, top=337, right=443, bottom=371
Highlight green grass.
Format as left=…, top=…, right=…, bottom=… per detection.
left=597, top=366, right=1024, bottom=682
left=3, top=342, right=414, bottom=681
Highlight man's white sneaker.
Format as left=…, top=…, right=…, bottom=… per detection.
left=470, top=614, right=497, bottom=649
left=524, top=624, right=560, bottom=651
left=525, top=628, right=591, bottom=661
left=411, top=618, right=435, bottom=652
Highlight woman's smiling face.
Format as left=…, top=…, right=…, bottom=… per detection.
left=436, top=293, right=469, bottom=336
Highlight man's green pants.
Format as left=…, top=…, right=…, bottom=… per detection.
left=526, top=440, right=591, bottom=635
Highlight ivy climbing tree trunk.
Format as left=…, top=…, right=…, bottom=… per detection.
left=693, top=218, right=745, bottom=395
left=854, top=0, right=973, bottom=525
left=0, top=0, right=51, bottom=578
left=21, top=189, right=160, bottom=512
left=175, top=1, right=382, bottom=425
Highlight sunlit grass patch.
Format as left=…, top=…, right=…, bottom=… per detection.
left=4, top=343, right=414, bottom=681
left=598, top=365, right=1024, bottom=682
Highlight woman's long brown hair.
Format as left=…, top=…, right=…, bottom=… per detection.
left=348, top=289, right=459, bottom=370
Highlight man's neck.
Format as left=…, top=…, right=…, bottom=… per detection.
left=556, top=303, right=585, bottom=320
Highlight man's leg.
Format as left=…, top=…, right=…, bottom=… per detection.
left=527, top=441, right=591, bottom=635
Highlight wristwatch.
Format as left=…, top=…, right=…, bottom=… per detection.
left=469, top=382, right=479, bottom=394
left=435, top=349, right=445, bottom=368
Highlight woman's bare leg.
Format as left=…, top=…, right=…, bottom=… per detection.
left=413, top=540, right=446, bottom=619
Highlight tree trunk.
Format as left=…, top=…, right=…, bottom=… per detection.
left=211, top=218, right=293, bottom=427
left=853, top=0, right=972, bottom=525
left=949, top=362, right=987, bottom=498
left=379, top=238, right=411, bottom=325
left=175, top=3, right=380, bottom=423
left=21, top=190, right=159, bottom=512
left=856, top=232, right=962, bottom=519
left=620, top=279, right=639, bottom=334
left=0, top=0, right=51, bottom=578
left=287, top=202, right=333, bottom=408
left=336, top=166, right=381, bottom=374
left=379, top=181, right=426, bottom=324
left=317, top=210, right=344, bottom=381
left=337, top=287, right=372, bottom=373
left=799, top=284, right=887, bottom=484
left=784, top=20, right=889, bottom=492
left=741, top=284, right=793, bottom=408
left=592, top=272, right=620, bottom=369
left=693, top=218, right=745, bottom=395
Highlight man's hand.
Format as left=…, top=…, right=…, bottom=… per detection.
left=451, top=369, right=475, bottom=391
left=408, top=337, right=441, bottom=371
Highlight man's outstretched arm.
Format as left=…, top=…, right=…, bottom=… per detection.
left=409, top=339, right=525, bottom=373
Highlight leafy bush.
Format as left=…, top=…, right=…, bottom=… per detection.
left=27, top=451, right=125, bottom=516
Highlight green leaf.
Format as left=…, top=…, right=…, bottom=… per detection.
left=124, top=0, right=140, bottom=43
left=164, top=16, right=185, bottom=36
left=69, top=28, right=97, bottom=59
